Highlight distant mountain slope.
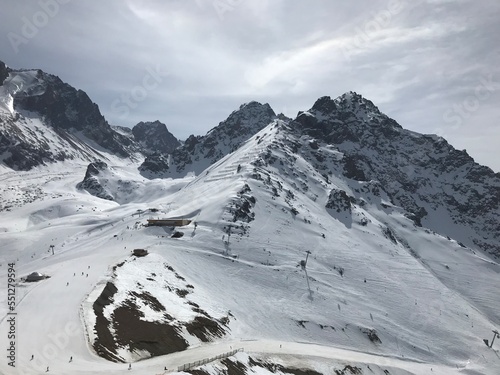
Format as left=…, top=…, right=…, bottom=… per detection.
left=139, top=101, right=277, bottom=177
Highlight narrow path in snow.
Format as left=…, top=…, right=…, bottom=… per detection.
left=36, top=338, right=467, bottom=375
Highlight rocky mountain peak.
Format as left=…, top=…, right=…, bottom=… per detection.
left=12, top=70, right=108, bottom=133
left=208, top=101, right=276, bottom=138
left=132, top=120, right=180, bottom=155
left=77, top=161, right=114, bottom=201
left=309, top=92, right=387, bottom=124
left=83, top=160, right=108, bottom=180
left=202, top=100, right=276, bottom=150
left=336, top=90, right=377, bottom=108
left=310, top=95, right=338, bottom=114
left=238, top=100, right=274, bottom=113
left=294, top=92, right=402, bottom=144
left=135, top=120, right=163, bottom=128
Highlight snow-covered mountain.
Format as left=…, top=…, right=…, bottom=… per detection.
left=0, top=61, right=182, bottom=171
left=0, top=72, right=499, bottom=375
left=0, top=62, right=142, bottom=169
left=291, top=92, right=500, bottom=259
left=139, top=101, right=277, bottom=178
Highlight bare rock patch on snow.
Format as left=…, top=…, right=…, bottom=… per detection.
left=88, top=254, right=231, bottom=362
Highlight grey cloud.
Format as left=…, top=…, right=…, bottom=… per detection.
left=0, top=0, right=499, bottom=170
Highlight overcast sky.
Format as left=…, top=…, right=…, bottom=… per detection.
left=1, top=0, right=499, bottom=171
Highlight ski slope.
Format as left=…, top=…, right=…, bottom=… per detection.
left=0, top=123, right=499, bottom=375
